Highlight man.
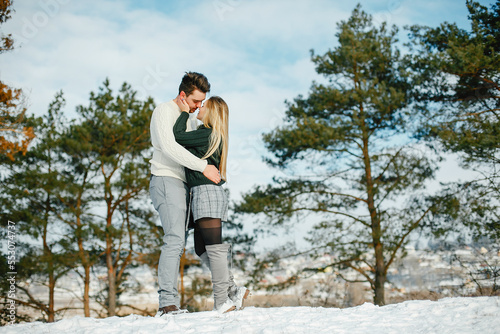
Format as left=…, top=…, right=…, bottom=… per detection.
left=149, top=72, right=220, bottom=316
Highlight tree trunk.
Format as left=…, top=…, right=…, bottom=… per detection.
left=83, top=264, right=91, bottom=317
left=105, top=174, right=117, bottom=317
left=44, top=193, right=56, bottom=322
left=75, top=187, right=92, bottom=317
left=43, top=232, right=56, bottom=322
left=361, top=113, right=386, bottom=306
left=78, top=237, right=91, bottom=317
left=367, top=187, right=387, bottom=305
left=48, top=271, right=55, bottom=322
left=77, top=221, right=92, bottom=316
left=106, top=241, right=116, bottom=316
left=372, top=228, right=386, bottom=306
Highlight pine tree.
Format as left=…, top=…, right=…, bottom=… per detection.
left=71, top=79, right=156, bottom=316
left=1, top=81, right=161, bottom=319
left=234, top=5, right=438, bottom=306
left=49, top=93, right=101, bottom=317
left=408, top=0, right=499, bottom=241
left=0, top=93, right=76, bottom=322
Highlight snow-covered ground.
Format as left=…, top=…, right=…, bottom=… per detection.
left=7, top=246, right=499, bottom=322
left=2, top=297, right=499, bottom=334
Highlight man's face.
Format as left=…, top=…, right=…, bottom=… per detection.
left=184, top=89, right=206, bottom=113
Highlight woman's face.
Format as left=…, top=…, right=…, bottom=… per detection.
left=197, top=103, right=206, bottom=121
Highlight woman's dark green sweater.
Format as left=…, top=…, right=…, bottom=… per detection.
left=173, top=111, right=224, bottom=188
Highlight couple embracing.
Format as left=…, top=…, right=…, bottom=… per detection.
left=149, top=72, right=249, bottom=316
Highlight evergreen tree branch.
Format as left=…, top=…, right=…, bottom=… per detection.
left=384, top=206, right=433, bottom=275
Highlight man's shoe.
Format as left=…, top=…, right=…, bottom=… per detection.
left=155, top=305, right=188, bottom=317
left=229, top=287, right=249, bottom=310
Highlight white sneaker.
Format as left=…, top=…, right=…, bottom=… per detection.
left=216, top=299, right=236, bottom=314
left=230, top=287, right=249, bottom=310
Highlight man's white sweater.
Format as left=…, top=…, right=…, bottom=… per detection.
left=150, top=100, right=207, bottom=181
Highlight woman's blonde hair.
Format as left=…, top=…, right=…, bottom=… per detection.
left=200, top=96, right=229, bottom=180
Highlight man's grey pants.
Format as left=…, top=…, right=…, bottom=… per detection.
left=149, top=175, right=189, bottom=308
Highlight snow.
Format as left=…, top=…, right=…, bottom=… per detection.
left=2, top=297, right=499, bottom=334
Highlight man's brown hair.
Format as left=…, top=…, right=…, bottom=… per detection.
left=178, top=72, right=210, bottom=96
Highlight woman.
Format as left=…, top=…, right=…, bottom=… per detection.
left=173, top=96, right=249, bottom=314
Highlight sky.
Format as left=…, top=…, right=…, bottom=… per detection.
left=2, top=297, right=499, bottom=333
left=1, top=0, right=496, bottom=249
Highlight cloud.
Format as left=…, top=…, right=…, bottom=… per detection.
left=1, top=0, right=484, bottom=203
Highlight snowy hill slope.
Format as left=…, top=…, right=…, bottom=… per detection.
left=2, top=297, right=499, bottom=334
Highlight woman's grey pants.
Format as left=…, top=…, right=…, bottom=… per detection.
left=149, top=175, right=189, bottom=308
